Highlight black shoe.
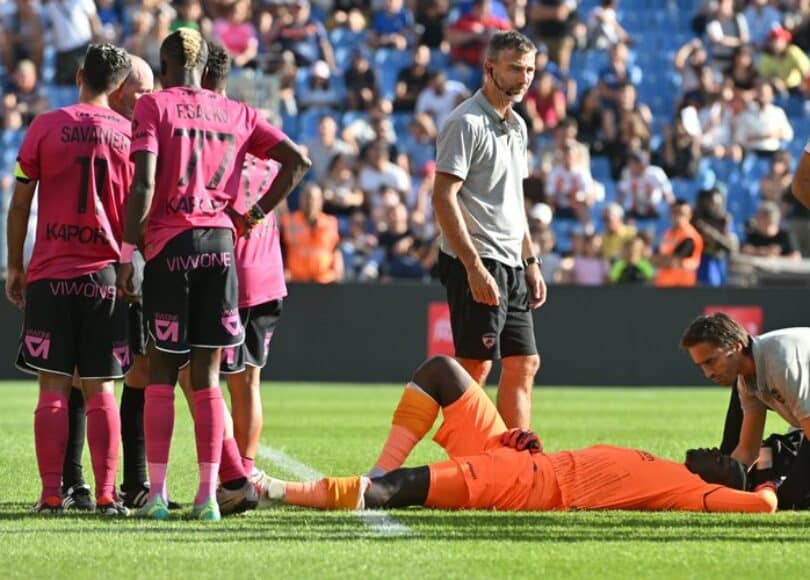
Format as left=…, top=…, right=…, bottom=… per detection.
left=119, top=484, right=150, bottom=509
left=120, top=482, right=182, bottom=510
left=62, top=484, right=93, bottom=511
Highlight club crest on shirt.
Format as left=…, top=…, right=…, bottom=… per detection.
left=481, top=333, right=497, bottom=349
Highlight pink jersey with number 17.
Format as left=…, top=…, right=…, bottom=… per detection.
left=233, top=154, right=286, bottom=308
left=130, top=86, right=285, bottom=261
left=15, top=103, right=133, bottom=283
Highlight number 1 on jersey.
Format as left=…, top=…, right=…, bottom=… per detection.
left=76, top=156, right=108, bottom=214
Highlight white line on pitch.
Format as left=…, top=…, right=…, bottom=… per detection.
left=258, top=445, right=412, bottom=537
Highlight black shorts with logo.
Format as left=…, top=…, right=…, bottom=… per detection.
left=16, top=265, right=129, bottom=379
left=221, top=299, right=283, bottom=374
left=437, top=251, right=537, bottom=361
left=128, top=301, right=149, bottom=357
left=143, top=228, right=243, bottom=354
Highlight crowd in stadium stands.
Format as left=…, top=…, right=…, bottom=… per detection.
left=1, top=0, right=810, bottom=286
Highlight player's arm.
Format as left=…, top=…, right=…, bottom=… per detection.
left=432, top=171, right=499, bottom=306
left=254, top=139, right=311, bottom=216
left=117, top=151, right=157, bottom=301
left=792, top=150, right=810, bottom=209
left=701, top=484, right=777, bottom=513
left=731, top=405, right=767, bottom=468
left=5, top=175, right=37, bottom=309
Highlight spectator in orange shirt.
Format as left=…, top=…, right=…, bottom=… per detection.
left=282, top=183, right=343, bottom=283
left=654, top=199, right=704, bottom=287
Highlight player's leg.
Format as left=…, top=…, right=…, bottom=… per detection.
left=368, top=355, right=508, bottom=477
left=22, top=277, right=78, bottom=513
left=119, top=301, right=150, bottom=508
left=228, top=301, right=281, bottom=473
left=34, top=371, right=72, bottom=513
left=497, top=265, right=540, bottom=429
left=62, top=376, right=92, bottom=511
left=140, top=343, right=182, bottom=519
left=138, top=244, right=188, bottom=519
left=186, top=228, right=246, bottom=520
left=365, top=467, right=432, bottom=508
left=76, top=266, right=129, bottom=516
left=267, top=467, right=432, bottom=510
left=80, top=379, right=126, bottom=516
left=187, top=346, right=227, bottom=520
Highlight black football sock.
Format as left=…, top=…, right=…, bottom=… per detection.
left=62, top=386, right=86, bottom=492
left=120, top=385, right=147, bottom=490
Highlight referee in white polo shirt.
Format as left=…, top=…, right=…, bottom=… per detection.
left=433, top=30, right=547, bottom=430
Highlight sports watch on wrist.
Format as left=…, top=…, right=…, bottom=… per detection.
left=523, top=255, right=542, bottom=268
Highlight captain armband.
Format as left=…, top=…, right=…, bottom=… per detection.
left=13, top=162, right=31, bottom=184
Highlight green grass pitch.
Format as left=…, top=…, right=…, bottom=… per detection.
left=2, top=382, right=810, bottom=579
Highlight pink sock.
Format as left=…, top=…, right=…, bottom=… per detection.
left=192, top=388, right=224, bottom=505
left=242, top=456, right=255, bottom=475
left=219, top=437, right=246, bottom=485
left=86, top=392, right=121, bottom=501
left=145, top=384, right=175, bottom=503
left=34, top=392, right=69, bottom=500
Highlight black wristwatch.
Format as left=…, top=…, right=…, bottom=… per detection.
left=523, top=255, right=542, bottom=268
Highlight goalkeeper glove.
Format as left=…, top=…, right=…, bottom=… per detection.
left=500, top=428, right=542, bottom=453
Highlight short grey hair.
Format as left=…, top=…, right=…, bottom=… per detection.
left=485, top=31, right=537, bottom=62
left=603, top=202, right=625, bottom=220
left=757, top=200, right=781, bottom=223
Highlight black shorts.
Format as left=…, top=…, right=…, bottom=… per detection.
left=221, top=299, right=283, bottom=374
left=143, top=228, right=243, bottom=354
left=129, top=301, right=149, bottom=357
left=16, top=265, right=129, bottom=379
left=437, top=251, right=537, bottom=361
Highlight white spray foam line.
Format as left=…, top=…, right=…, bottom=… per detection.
left=258, top=445, right=412, bottom=537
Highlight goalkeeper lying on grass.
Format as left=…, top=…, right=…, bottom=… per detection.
left=262, top=356, right=777, bottom=513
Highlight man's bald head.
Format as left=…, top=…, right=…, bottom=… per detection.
left=110, top=55, right=155, bottom=120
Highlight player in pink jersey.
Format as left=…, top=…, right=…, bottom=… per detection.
left=115, top=29, right=311, bottom=521
left=6, top=44, right=134, bottom=517
left=199, top=43, right=289, bottom=514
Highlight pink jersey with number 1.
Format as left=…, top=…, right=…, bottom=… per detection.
left=16, top=103, right=133, bottom=283
left=233, top=155, right=287, bottom=308
left=130, top=86, right=285, bottom=261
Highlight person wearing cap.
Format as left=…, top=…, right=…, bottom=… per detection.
left=757, top=26, right=810, bottom=97
left=433, top=31, right=546, bottom=430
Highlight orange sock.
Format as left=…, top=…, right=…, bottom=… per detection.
left=325, top=476, right=368, bottom=510
left=285, top=480, right=329, bottom=508
left=369, top=383, right=439, bottom=476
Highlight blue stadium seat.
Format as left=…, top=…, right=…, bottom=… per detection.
left=328, top=27, right=367, bottom=49
left=373, top=49, right=413, bottom=101
left=591, top=155, right=612, bottom=182
left=297, top=108, right=336, bottom=142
